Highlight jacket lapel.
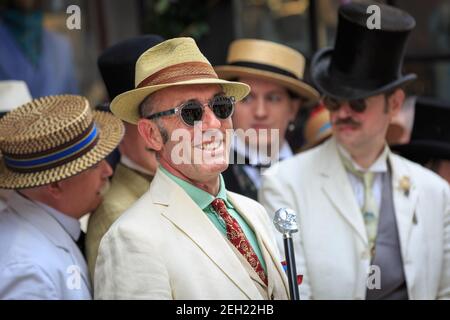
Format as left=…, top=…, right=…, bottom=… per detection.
left=389, top=154, right=419, bottom=261
left=228, top=193, right=290, bottom=299
left=319, top=138, right=368, bottom=245
left=151, top=170, right=262, bottom=300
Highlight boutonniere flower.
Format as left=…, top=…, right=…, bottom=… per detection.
left=399, top=176, right=411, bottom=197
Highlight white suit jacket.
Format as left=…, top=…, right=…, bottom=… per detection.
left=94, top=169, right=289, bottom=300
left=259, top=138, right=450, bottom=299
left=0, top=192, right=91, bottom=299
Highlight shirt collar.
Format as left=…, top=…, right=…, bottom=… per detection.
left=337, top=143, right=389, bottom=173
left=159, top=166, right=230, bottom=210
left=120, top=154, right=153, bottom=176
left=232, top=135, right=292, bottom=163
left=33, top=200, right=81, bottom=241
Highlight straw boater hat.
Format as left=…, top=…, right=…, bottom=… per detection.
left=0, top=80, right=32, bottom=117
left=0, top=95, right=124, bottom=189
left=110, top=37, right=250, bottom=124
left=215, top=39, right=319, bottom=103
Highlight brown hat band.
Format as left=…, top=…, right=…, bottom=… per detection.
left=137, top=61, right=218, bottom=89
left=3, top=122, right=99, bottom=173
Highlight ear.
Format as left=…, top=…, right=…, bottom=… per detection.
left=45, top=181, right=63, bottom=199
left=289, top=98, right=301, bottom=121
left=137, top=119, right=164, bottom=152
left=388, top=89, right=405, bottom=118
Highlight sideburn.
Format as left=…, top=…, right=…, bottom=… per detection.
left=156, top=120, right=169, bottom=144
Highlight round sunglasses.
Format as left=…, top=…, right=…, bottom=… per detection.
left=323, top=96, right=366, bottom=113
left=146, top=96, right=235, bottom=127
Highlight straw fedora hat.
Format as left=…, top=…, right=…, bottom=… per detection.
left=215, top=39, right=319, bottom=102
left=110, top=37, right=250, bottom=124
left=0, top=80, right=32, bottom=116
left=0, top=95, right=124, bottom=189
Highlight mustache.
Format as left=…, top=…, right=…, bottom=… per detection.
left=333, top=117, right=361, bottom=127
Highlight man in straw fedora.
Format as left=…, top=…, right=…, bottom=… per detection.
left=94, top=37, right=289, bottom=300
left=0, top=95, right=124, bottom=299
left=86, top=34, right=164, bottom=281
left=260, top=2, right=450, bottom=299
left=215, top=39, right=319, bottom=200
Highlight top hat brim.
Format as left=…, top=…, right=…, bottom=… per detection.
left=392, top=140, right=450, bottom=163
left=215, top=65, right=319, bottom=103
left=110, top=78, right=250, bottom=125
left=0, top=111, right=124, bottom=189
left=311, top=48, right=417, bottom=100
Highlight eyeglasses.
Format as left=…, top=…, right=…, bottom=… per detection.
left=146, top=95, right=235, bottom=127
left=323, top=96, right=367, bottom=113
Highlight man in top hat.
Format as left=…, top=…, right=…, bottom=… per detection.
left=85, top=35, right=164, bottom=280
left=392, top=97, right=450, bottom=184
left=0, top=80, right=32, bottom=209
left=260, top=2, right=450, bottom=299
left=0, top=95, right=124, bottom=299
left=215, top=39, right=319, bottom=200
left=94, top=37, right=289, bottom=299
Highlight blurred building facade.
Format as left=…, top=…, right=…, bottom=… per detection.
left=14, top=0, right=449, bottom=139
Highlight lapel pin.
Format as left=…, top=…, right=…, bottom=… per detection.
left=399, top=176, right=411, bottom=197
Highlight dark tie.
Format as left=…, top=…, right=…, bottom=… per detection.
left=76, top=231, right=86, bottom=258
left=211, top=198, right=267, bottom=285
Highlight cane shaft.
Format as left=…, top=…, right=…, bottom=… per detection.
left=283, top=236, right=300, bottom=300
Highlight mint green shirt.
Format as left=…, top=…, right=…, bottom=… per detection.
left=159, top=166, right=266, bottom=273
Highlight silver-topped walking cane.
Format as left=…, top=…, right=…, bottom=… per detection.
left=273, top=208, right=300, bottom=300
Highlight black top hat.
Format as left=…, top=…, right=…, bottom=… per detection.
left=392, top=97, right=450, bottom=163
left=97, top=35, right=165, bottom=105
left=311, top=2, right=417, bottom=100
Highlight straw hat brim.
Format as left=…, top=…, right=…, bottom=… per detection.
left=110, top=78, right=250, bottom=124
left=0, top=111, right=124, bottom=189
left=215, top=65, right=319, bottom=103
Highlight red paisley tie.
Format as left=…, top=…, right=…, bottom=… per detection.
left=211, top=198, right=268, bottom=285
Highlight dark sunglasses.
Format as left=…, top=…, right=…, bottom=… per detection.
left=146, top=95, right=235, bottom=127
left=323, top=96, right=367, bottom=113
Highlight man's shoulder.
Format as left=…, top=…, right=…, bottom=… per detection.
left=103, top=190, right=162, bottom=238
left=392, top=153, right=450, bottom=193
left=265, top=140, right=331, bottom=180
left=95, top=164, right=150, bottom=211
left=0, top=210, right=64, bottom=273
left=111, top=164, right=151, bottom=191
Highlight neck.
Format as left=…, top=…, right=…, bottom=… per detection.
left=18, top=189, right=81, bottom=219
left=160, top=161, right=220, bottom=196
left=341, top=140, right=386, bottom=170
